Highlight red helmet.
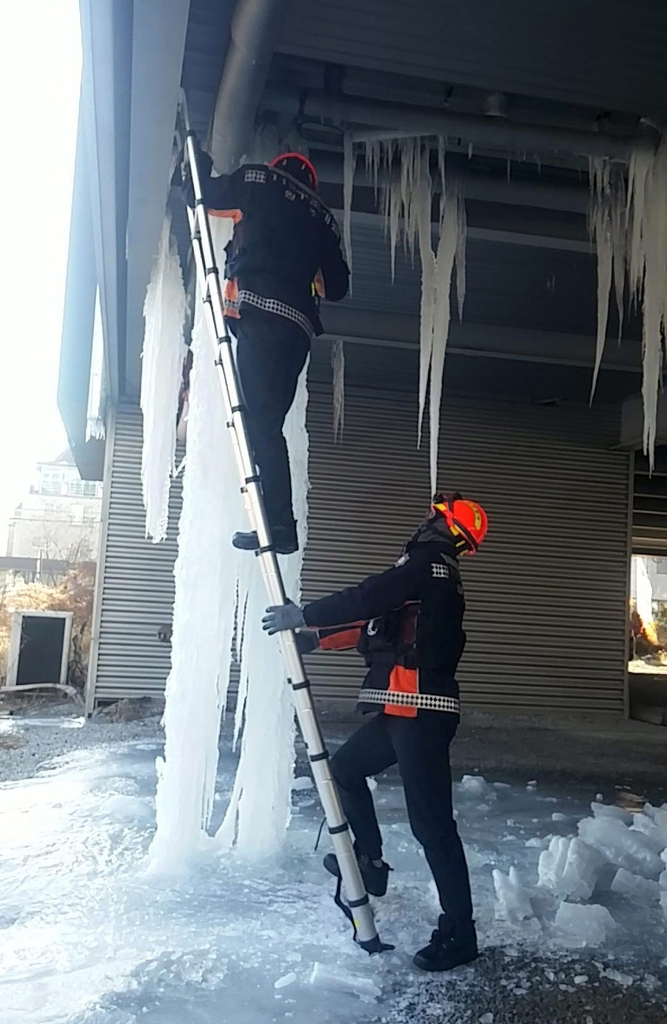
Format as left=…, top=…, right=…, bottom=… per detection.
left=269, top=152, right=318, bottom=191
left=432, top=493, right=488, bottom=555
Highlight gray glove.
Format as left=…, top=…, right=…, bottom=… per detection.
left=262, top=600, right=306, bottom=635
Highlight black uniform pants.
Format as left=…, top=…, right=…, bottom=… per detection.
left=330, top=711, right=474, bottom=927
left=233, top=310, right=310, bottom=535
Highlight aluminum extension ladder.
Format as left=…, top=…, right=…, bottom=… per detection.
left=178, top=93, right=387, bottom=954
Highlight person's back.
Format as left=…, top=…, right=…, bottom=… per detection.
left=203, top=156, right=349, bottom=337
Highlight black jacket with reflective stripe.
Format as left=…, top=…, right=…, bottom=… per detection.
left=202, top=163, right=349, bottom=333
left=303, top=539, right=466, bottom=699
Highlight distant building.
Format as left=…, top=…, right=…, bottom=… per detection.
left=5, top=450, right=102, bottom=571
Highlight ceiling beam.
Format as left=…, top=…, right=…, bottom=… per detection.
left=262, top=84, right=656, bottom=163
left=320, top=308, right=641, bottom=374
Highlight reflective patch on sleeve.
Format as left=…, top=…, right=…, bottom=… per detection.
left=244, top=168, right=266, bottom=183
left=431, top=563, right=450, bottom=578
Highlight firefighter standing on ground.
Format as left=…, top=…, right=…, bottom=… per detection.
left=184, top=150, right=349, bottom=555
left=263, top=493, right=489, bottom=971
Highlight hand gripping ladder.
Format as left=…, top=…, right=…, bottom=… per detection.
left=178, top=94, right=388, bottom=954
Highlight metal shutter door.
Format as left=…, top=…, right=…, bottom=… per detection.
left=302, top=386, right=630, bottom=713
left=89, top=405, right=182, bottom=704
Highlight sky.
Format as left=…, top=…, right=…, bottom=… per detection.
left=0, top=1, right=82, bottom=548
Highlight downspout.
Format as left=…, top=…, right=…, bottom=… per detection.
left=209, top=0, right=288, bottom=173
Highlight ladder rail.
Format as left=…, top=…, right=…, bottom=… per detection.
left=178, top=95, right=384, bottom=952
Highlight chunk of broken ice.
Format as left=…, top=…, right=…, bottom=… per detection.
left=591, top=802, right=632, bottom=825
left=555, top=902, right=616, bottom=947
left=630, top=812, right=666, bottom=853
left=492, top=866, right=534, bottom=921
left=578, top=817, right=664, bottom=878
left=274, top=972, right=297, bottom=989
left=458, top=775, right=496, bottom=801
left=611, top=868, right=660, bottom=901
left=292, top=777, right=313, bottom=791
left=538, top=836, right=606, bottom=901
left=309, top=963, right=381, bottom=1001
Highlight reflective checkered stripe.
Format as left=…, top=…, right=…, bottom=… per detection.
left=360, top=689, right=461, bottom=714
left=225, top=289, right=315, bottom=340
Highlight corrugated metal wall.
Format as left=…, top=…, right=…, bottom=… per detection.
left=88, top=405, right=183, bottom=706
left=90, top=380, right=630, bottom=713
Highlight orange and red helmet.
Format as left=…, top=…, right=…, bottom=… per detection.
left=432, top=492, right=488, bottom=554
left=269, top=152, right=318, bottom=191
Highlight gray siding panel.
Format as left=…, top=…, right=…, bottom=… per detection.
left=90, top=405, right=182, bottom=703
left=91, top=381, right=630, bottom=713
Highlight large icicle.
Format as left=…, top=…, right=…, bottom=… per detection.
left=428, top=190, right=464, bottom=494
left=374, top=140, right=467, bottom=492
left=216, top=368, right=308, bottom=857
left=140, top=214, right=187, bottom=542
left=627, top=140, right=667, bottom=467
left=342, top=133, right=356, bottom=292
left=588, top=160, right=615, bottom=403
left=148, top=220, right=241, bottom=872
left=331, top=338, right=346, bottom=441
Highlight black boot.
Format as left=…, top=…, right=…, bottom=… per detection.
left=323, top=850, right=391, bottom=898
left=232, top=524, right=298, bottom=555
left=413, top=916, right=479, bottom=972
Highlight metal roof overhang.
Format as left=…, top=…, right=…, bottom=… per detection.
left=60, top=0, right=667, bottom=478
left=59, top=0, right=196, bottom=478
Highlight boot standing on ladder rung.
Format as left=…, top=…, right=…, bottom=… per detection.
left=177, top=93, right=389, bottom=954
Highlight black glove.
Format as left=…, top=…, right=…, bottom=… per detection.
left=181, top=145, right=213, bottom=208
left=262, top=600, right=306, bottom=635
left=295, top=631, right=320, bottom=655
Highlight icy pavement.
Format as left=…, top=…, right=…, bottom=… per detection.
left=0, top=725, right=666, bottom=1024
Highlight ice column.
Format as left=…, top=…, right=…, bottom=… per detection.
left=149, top=213, right=307, bottom=869
left=216, top=369, right=308, bottom=857
left=140, top=214, right=187, bottom=542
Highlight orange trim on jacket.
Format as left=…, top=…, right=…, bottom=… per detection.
left=319, top=626, right=363, bottom=652
left=384, top=665, right=418, bottom=718
left=208, top=207, right=243, bottom=224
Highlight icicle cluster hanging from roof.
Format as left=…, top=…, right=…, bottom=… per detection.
left=140, top=213, right=188, bottom=542
left=588, top=139, right=667, bottom=468
left=352, top=138, right=466, bottom=493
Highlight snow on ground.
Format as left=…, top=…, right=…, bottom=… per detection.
left=0, top=709, right=666, bottom=1024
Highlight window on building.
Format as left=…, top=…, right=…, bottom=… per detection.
left=656, top=559, right=667, bottom=575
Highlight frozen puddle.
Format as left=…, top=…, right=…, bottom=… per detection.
left=0, top=740, right=665, bottom=1023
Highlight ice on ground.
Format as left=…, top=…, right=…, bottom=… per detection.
left=611, top=868, right=660, bottom=900
left=661, top=890, right=667, bottom=920
left=458, top=774, right=497, bottom=801
left=3, top=736, right=665, bottom=1024
left=555, top=902, right=617, bottom=947
left=602, top=967, right=634, bottom=987
left=492, top=866, right=534, bottom=922
left=578, top=816, right=664, bottom=878
left=591, top=801, right=633, bottom=825
left=538, top=836, right=606, bottom=901
left=552, top=812, right=568, bottom=822
left=632, top=811, right=667, bottom=852
left=292, top=776, right=314, bottom=791
left=274, top=972, right=297, bottom=989
left=309, top=962, right=382, bottom=1001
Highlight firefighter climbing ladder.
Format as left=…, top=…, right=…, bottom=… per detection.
left=178, top=93, right=386, bottom=954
